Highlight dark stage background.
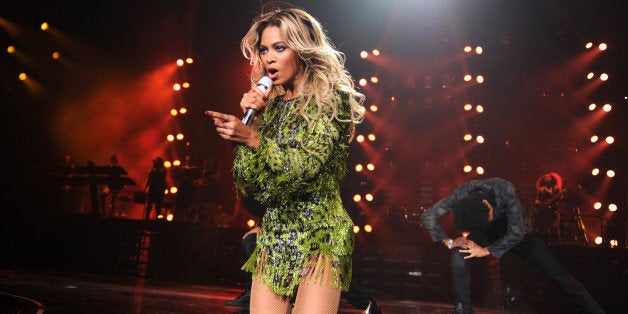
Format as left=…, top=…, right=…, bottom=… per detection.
left=1, top=0, right=627, bottom=312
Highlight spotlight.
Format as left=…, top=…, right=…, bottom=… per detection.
left=167, top=134, right=175, bottom=141
left=360, top=51, right=368, bottom=58
left=463, top=46, right=472, bottom=53
left=179, top=107, right=187, bottom=114
left=476, top=75, right=484, bottom=83
left=605, top=136, right=614, bottom=144
left=176, top=59, right=184, bottom=66
left=476, top=166, right=485, bottom=175
left=606, top=170, right=615, bottom=178
left=353, top=194, right=361, bottom=202
left=463, top=103, right=473, bottom=111
left=353, top=225, right=360, bottom=233
left=590, top=135, right=598, bottom=143
left=40, top=22, right=49, bottom=31
left=370, top=76, right=379, bottom=84
left=170, top=109, right=178, bottom=116
left=369, top=104, right=378, bottom=112
left=176, top=133, right=184, bottom=140
left=475, top=105, right=484, bottom=113
left=586, top=72, right=595, bottom=80
left=585, top=42, right=593, bottom=49
left=19, top=73, right=27, bottom=81
left=172, top=160, right=181, bottom=167
left=7, top=45, right=15, bottom=54
left=594, top=236, right=603, bottom=245
left=182, top=82, right=190, bottom=88
left=364, top=224, right=373, bottom=233
left=591, top=168, right=600, bottom=176
left=608, top=204, right=617, bottom=212
left=359, top=78, right=367, bottom=86
left=173, top=83, right=181, bottom=91
left=169, top=186, right=178, bottom=193
left=476, top=135, right=485, bottom=144
left=164, top=161, right=172, bottom=168
left=246, top=219, right=256, bottom=227
left=355, top=164, right=363, bottom=172
left=588, top=103, right=597, bottom=111
left=593, top=202, right=602, bottom=210
left=463, top=74, right=472, bottom=82
left=372, top=49, right=380, bottom=56
left=463, top=134, right=472, bottom=141
left=609, top=239, right=618, bottom=248
left=475, top=46, right=483, bottom=54
left=600, top=73, right=608, bottom=81
left=463, top=165, right=472, bottom=173
left=356, top=135, right=365, bottom=143
left=185, top=57, right=193, bottom=64
left=366, top=163, right=375, bottom=171
left=368, top=134, right=376, bottom=141
left=598, top=43, right=607, bottom=51
left=52, top=51, right=60, bottom=59
left=602, top=104, right=612, bottom=112
left=365, top=194, right=374, bottom=202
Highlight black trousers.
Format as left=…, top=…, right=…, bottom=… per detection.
left=451, top=233, right=605, bottom=313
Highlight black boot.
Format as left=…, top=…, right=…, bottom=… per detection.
left=225, top=290, right=250, bottom=308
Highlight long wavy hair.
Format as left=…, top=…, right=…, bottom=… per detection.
left=240, top=8, right=365, bottom=140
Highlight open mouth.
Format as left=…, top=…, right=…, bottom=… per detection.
left=267, top=68, right=278, bottom=78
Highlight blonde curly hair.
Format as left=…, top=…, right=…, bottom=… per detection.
left=241, top=8, right=365, bottom=139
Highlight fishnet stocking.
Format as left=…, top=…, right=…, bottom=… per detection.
left=250, top=278, right=292, bottom=314
left=292, top=256, right=341, bottom=314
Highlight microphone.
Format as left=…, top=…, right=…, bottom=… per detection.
left=242, top=76, right=273, bottom=125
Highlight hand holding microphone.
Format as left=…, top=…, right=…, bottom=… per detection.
left=241, top=76, right=273, bottom=125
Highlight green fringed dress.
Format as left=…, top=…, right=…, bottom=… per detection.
left=234, top=93, right=355, bottom=297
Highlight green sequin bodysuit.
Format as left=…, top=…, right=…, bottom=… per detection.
left=234, top=93, right=354, bottom=297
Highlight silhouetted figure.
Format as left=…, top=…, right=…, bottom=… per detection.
left=533, top=172, right=564, bottom=244
left=99, top=154, right=125, bottom=218
left=174, top=155, right=200, bottom=222
left=144, top=157, right=167, bottom=220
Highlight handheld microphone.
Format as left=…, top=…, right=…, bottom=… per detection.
left=242, top=76, right=273, bottom=125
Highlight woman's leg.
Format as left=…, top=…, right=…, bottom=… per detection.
left=292, top=256, right=342, bottom=314
left=250, top=277, right=292, bottom=314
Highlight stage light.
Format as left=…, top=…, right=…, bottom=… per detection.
left=586, top=72, right=595, bottom=80
left=365, top=194, right=374, bottom=202
left=462, top=231, right=470, bottom=238
left=476, top=75, right=484, bottom=83
left=592, top=168, right=600, bottom=176
left=173, top=83, right=181, bottom=91
left=52, top=51, right=60, bottom=59
left=475, top=105, right=484, bottom=113
left=172, top=159, right=181, bottom=167
left=594, top=237, right=603, bottom=245
left=353, top=194, right=361, bottom=202
left=353, top=225, right=360, bottom=233
left=366, top=163, right=375, bottom=171
left=19, top=73, right=27, bottom=81
left=585, top=42, right=593, bottom=49
left=602, top=104, right=612, bottom=112
left=185, top=57, right=193, bottom=64
left=170, top=109, right=178, bottom=116
left=390, top=96, right=395, bottom=102
left=463, top=74, right=472, bottom=82
left=463, top=134, right=472, bottom=141
left=176, top=59, right=184, bottom=66
left=370, top=76, right=379, bottom=84
left=476, top=135, right=485, bottom=144
left=598, top=43, right=607, bottom=51
left=368, top=134, right=376, bottom=141
left=600, top=73, right=608, bottom=81
left=359, top=78, right=367, bottom=86
left=246, top=219, right=256, bottom=228
left=588, top=103, right=597, bottom=111
left=476, top=166, right=485, bottom=175
left=176, top=133, right=184, bottom=140
left=464, top=103, right=473, bottom=111
left=364, top=224, right=373, bottom=233
left=7, top=45, right=15, bottom=53
left=40, top=22, right=49, bottom=31
left=463, top=46, right=472, bottom=53
left=182, top=82, right=190, bottom=88
left=356, top=135, right=365, bottom=142
left=605, top=136, right=614, bottom=144
left=369, top=104, right=378, bottom=112
left=608, top=204, right=617, bottom=212
left=609, top=239, right=618, bottom=248
left=372, top=49, right=380, bottom=56
left=475, top=46, right=483, bottom=54
left=169, top=187, right=178, bottom=194
left=164, top=161, right=172, bottom=168
left=179, top=107, right=187, bottom=114
left=355, top=164, right=363, bottom=172
left=590, top=135, right=598, bottom=143
left=167, top=134, right=175, bottom=141
left=360, top=51, right=368, bottom=58
left=593, top=202, right=602, bottom=210
left=606, top=170, right=615, bottom=177
left=358, top=105, right=366, bottom=114
left=463, top=165, right=472, bottom=173
left=166, top=213, right=174, bottom=221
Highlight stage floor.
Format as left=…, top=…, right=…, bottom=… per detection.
left=0, top=268, right=531, bottom=314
